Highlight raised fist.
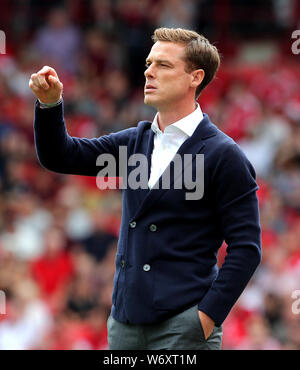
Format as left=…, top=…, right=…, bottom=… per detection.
left=29, top=66, right=63, bottom=104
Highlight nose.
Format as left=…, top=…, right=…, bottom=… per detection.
left=144, top=64, right=155, bottom=79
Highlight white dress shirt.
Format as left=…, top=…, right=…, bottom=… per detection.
left=148, top=103, right=204, bottom=189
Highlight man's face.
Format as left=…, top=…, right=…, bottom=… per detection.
left=144, top=41, right=194, bottom=110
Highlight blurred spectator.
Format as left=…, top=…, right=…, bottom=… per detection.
left=31, top=7, right=82, bottom=74
left=239, top=106, right=291, bottom=178
left=66, top=275, right=98, bottom=319
left=90, top=0, right=116, bottom=35
left=0, top=191, right=51, bottom=260
left=0, top=279, right=52, bottom=350
left=30, top=227, right=74, bottom=311
left=156, top=0, right=197, bottom=29
left=273, top=120, right=300, bottom=210
left=236, top=315, right=281, bottom=350
left=115, top=0, right=154, bottom=86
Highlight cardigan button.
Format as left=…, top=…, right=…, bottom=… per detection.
left=143, top=264, right=151, bottom=272
left=129, top=221, right=137, bottom=228
left=149, top=224, right=157, bottom=232
left=120, top=260, right=126, bottom=268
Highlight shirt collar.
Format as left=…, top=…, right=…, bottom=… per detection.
left=151, top=103, right=203, bottom=137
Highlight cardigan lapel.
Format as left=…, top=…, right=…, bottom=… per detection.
left=124, top=124, right=155, bottom=213
left=131, top=114, right=217, bottom=221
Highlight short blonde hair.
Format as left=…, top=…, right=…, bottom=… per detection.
left=152, top=27, right=220, bottom=98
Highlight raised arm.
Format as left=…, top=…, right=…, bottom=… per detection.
left=30, top=66, right=133, bottom=176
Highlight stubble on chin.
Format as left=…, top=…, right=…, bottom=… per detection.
left=144, top=95, right=156, bottom=107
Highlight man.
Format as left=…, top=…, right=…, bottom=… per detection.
left=30, top=27, right=261, bottom=350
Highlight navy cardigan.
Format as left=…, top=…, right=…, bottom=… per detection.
left=34, top=101, right=261, bottom=327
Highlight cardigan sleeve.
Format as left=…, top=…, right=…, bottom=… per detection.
left=198, top=143, right=262, bottom=327
left=33, top=100, right=135, bottom=176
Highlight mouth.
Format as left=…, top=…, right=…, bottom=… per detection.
left=144, top=84, right=157, bottom=92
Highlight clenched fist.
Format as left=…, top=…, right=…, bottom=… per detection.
left=29, top=66, right=63, bottom=104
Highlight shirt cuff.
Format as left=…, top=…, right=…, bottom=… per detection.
left=38, top=98, right=63, bottom=109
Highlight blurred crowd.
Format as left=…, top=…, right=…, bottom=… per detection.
left=0, top=0, right=300, bottom=350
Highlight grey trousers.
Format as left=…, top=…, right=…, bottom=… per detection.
left=107, top=305, right=222, bottom=350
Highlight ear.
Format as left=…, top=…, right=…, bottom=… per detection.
left=190, top=69, right=205, bottom=89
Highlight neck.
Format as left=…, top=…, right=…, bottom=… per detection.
left=157, top=99, right=197, bottom=132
